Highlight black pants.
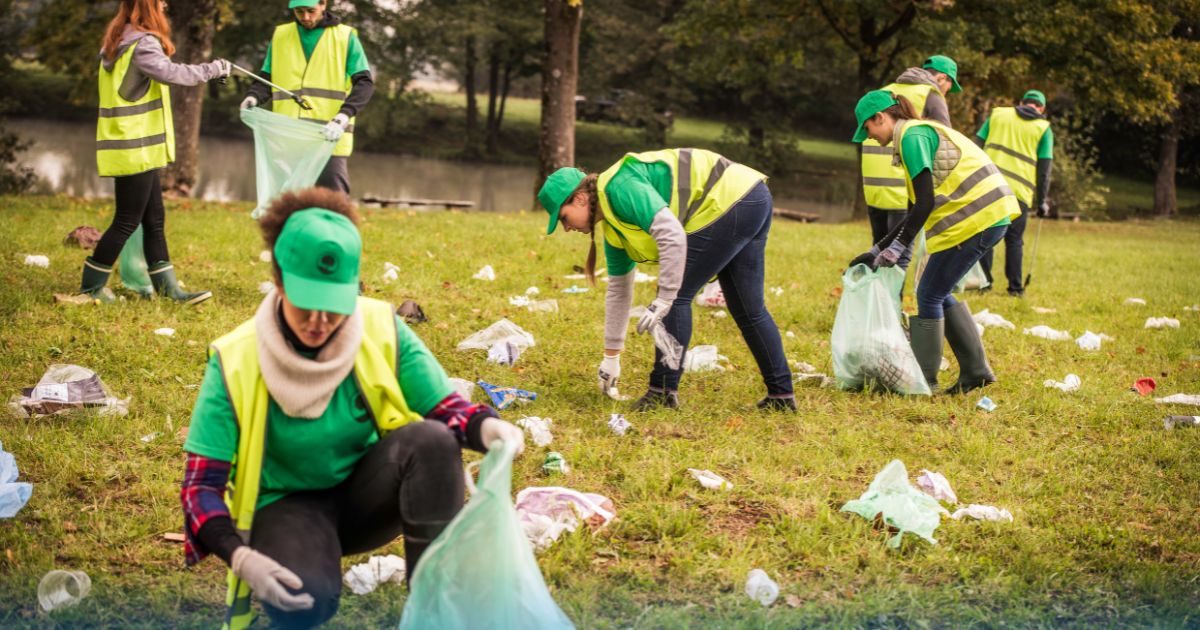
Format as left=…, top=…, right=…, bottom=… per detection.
left=980, top=202, right=1030, bottom=292
left=250, top=422, right=464, bottom=629
left=866, top=206, right=913, bottom=269
left=316, top=157, right=351, bottom=195
left=92, top=169, right=170, bottom=267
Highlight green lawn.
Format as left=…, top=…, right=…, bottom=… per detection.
left=1, top=195, right=1199, bottom=627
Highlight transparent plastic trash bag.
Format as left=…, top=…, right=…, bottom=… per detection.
left=831, top=265, right=931, bottom=396
left=241, top=108, right=336, bottom=220
left=118, top=226, right=153, bottom=296
left=398, top=440, right=574, bottom=630
left=841, top=459, right=948, bottom=548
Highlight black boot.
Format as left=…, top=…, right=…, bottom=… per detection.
left=756, top=395, right=797, bottom=412
left=631, top=389, right=679, bottom=411
left=908, top=316, right=944, bottom=391
left=943, top=301, right=995, bottom=394
left=149, top=262, right=212, bottom=305
left=78, top=258, right=116, bottom=304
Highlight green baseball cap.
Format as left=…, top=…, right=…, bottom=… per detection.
left=274, top=208, right=361, bottom=315
left=852, top=89, right=898, bottom=143
left=923, top=55, right=962, bottom=93
left=288, top=0, right=321, bottom=9
left=1022, top=89, right=1046, bottom=106
left=538, top=167, right=586, bottom=234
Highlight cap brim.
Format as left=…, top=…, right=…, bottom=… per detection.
left=545, top=206, right=561, bottom=235
left=281, top=270, right=358, bottom=315
left=852, top=125, right=868, bottom=143
left=949, top=77, right=962, bottom=93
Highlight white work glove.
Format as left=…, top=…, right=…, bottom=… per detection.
left=323, top=113, right=350, bottom=142
left=230, top=546, right=314, bottom=612
left=479, top=417, right=525, bottom=456
left=240, top=95, right=258, bottom=110
left=635, top=297, right=672, bottom=335
left=598, top=353, right=621, bottom=394
left=213, top=59, right=232, bottom=79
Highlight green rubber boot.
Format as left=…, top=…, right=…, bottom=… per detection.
left=908, top=315, right=944, bottom=392
left=148, top=262, right=212, bottom=305
left=943, top=301, right=995, bottom=394
left=79, top=257, right=117, bottom=304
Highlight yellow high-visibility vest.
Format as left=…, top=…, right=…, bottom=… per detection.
left=861, top=82, right=935, bottom=211
left=599, top=148, right=766, bottom=263
left=213, top=296, right=420, bottom=630
left=270, top=22, right=357, bottom=156
left=96, top=40, right=175, bottom=177
left=894, top=120, right=1020, bottom=253
left=982, top=107, right=1049, bottom=206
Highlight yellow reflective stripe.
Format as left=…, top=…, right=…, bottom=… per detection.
left=97, top=133, right=168, bottom=151
left=927, top=185, right=1013, bottom=238
left=985, top=142, right=1037, bottom=166
left=863, top=176, right=906, bottom=187
left=861, top=145, right=893, bottom=155
left=97, top=100, right=164, bottom=118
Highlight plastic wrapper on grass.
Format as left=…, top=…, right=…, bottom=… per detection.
left=343, top=555, right=406, bottom=595
left=0, top=440, right=33, bottom=518
left=458, top=319, right=535, bottom=352
left=841, top=459, right=947, bottom=549
left=476, top=381, right=537, bottom=410
left=653, top=324, right=685, bottom=370
left=9, top=364, right=129, bottom=418
left=515, top=486, right=615, bottom=551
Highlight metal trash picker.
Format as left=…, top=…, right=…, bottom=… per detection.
left=227, top=63, right=313, bottom=111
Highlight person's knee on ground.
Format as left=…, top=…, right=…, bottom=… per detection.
left=261, top=571, right=340, bottom=630
left=392, top=421, right=464, bottom=578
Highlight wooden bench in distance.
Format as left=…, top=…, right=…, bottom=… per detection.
left=772, top=207, right=820, bottom=223
left=360, top=196, right=476, bottom=210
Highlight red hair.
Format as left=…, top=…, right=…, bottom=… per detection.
left=101, top=0, right=175, bottom=62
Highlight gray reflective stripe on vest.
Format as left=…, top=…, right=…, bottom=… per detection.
left=676, top=149, right=693, bottom=221
left=863, top=176, right=906, bottom=187
left=98, top=99, right=163, bottom=118
left=861, top=145, right=893, bottom=155
left=96, top=133, right=168, bottom=151
left=679, top=156, right=732, bottom=227
left=274, top=87, right=348, bottom=101
left=996, top=165, right=1034, bottom=192
left=927, top=184, right=1013, bottom=239
left=984, top=142, right=1037, bottom=167
left=932, top=163, right=1001, bottom=208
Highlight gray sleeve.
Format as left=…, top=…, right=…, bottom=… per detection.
left=922, top=92, right=951, bottom=127
left=604, top=271, right=636, bottom=350
left=132, top=36, right=222, bottom=87
left=648, top=210, right=687, bottom=304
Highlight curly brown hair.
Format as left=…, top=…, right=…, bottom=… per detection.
left=259, top=188, right=360, bottom=282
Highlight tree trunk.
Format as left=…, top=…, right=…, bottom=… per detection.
left=1154, top=108, right=1180, bottom=217
left=497, top=61, right=514, bottom=131
left=464, top=35, right=479, bottom=158
left=747, top=125, right=764, bottom=150
left=161, top=0, right=218, bottom=197
left=537, top=0, right=583, bottom=184
left=485, top=43, right=501, bottom=156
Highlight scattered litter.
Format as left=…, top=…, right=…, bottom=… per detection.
left=562, top=273, right=585, bottom=280
left=1023, top=325, right=1071, bottom=341
left=688, top=468, right=732, bottom=491
left=526, top=299, right=559, bottom=313
left=1031, top=306, right=1057, bottom=314
left=517, top=417, right=553, bottom=447
left=792, top=361, right=834, bottom=387
left=487, top=340, right=524, bottom=366
left=139, top=432, right=160, bottom=443
left=940, top=357, right=951, bottom=371
left=1145, top=317, right=1180, bottom=329
left=793, top=361, right=818, bottom=372
left=604, top=386, right=631, bottom=401
left=562, top=285, right=589, bottom=294
left=54, top=293, right=94, bottom=306
left=508, top=295, right=532, bottom=307
left=397, top=300, right=427, bottom=324
left=652, top=324, right=685, bottom=370
left=1132, top=377, right=1157, bottom=396
left=161, top=532, right=186, bottom=542
left=258, top=250, right=272, bottom=263
left=477, top=381, right=538, bottom=410
left=343, top=555, right=406, bottom=595
left=1124, top=297, right=1147, bottom=306
left=949, top=504, right=1013, bottom=522
left=785, top=331, right=796, bottom=338
left=514, top=487, right=615, bottom=550
left=976, top=396, right=997, bottom=412
left=915, top=470, right=958, bottom=504
left=448, top=377, right=475, bottom=402
left=153, top=328, right=175, bottom=337
left=841, top=459, right=948, bottom=548
left=1164, top=415, right=1200, bottom=430
left=0, top=441, right=33, bottom=518
left=770, top=286, right=784, bottom=297
left=9, top=364, right=129, bottom=418
left=38, top=570, right=91, bottom=613
left=63, top=226, right=102, bottom=249
left=973, top=309, right=1016, bottom=331
left=744, top=569, right=779, bottom=607
left=607, top=413, right=631, bottom=436
left=1043, top=373, right=1081, bottom=393
left=258, top=281, right=274, bottom=295
left=628, top=305, right=648, bottom=319
left=23, top=255, right=49, bottom=268
left=713, top=310, right=727, bottom=318
left=831, top=266, right=931, bottom=396
left=683, top=345, right=728, bottom=373
left=458, top=319, right=535, bottom=352
left=697, top=283, right=726, bottom=307
left=472, top=265, right=496, bottom=281
left=1075, top=331, right=1107, bottom=350
left=1184, top=305, right=1199, bottom=312
left=542, top=452, right=570, bottom=475
left=383, top=262, right=399, bottom=282
left=1155, top=393, right=1200, bottom=406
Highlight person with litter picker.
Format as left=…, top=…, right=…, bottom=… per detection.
left=81, top=0, right=230, bottom=304
left=975, top=89, right=1054, bottom=297
left=849, top=90, right=1020, bottom=393
left=538, top=149, right=795, bottom=412
left=179, top=187, right=525, bottom=630
left=240, top=0, right=374, bottom=194
left=861, top=54, right=962, bottom=269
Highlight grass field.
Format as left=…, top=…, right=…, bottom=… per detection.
left=1, top=195, right=1199, bottom=627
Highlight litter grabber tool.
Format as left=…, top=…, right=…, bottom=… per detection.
left=1023, top=210, right=1044, bottom=289
left=230, top=63, right=313, bottom=111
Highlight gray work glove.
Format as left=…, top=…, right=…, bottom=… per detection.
left=240, top=96, right=258, bottom=110
left=231, top=547, right=314, bottom=612
left=598, top=353, right=621, bottom=394
left=323, top=113, right=350, bottom=142
left=212, top=59, right=232, bottom=79
left=635, top=297, right=672, bottom=335
left=872, top=239, right=907, bottom=269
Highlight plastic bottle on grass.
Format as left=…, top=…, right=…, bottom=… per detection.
left=38, top=570, right=91, bottom=612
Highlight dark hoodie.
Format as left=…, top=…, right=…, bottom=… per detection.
left=892, top=67, right=951, bottom=127
left=101, top=25, right=224, bottom=102
left=244, top=12, right=375, bottom=120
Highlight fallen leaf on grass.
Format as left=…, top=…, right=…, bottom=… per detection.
left=830, top=287, right=843, bottom=298
left=161, top=532, right=186, bottom=543
left=785, top=594, right=803, bottom=608
left=725, top=416, right=744, bottom=429
left=1136, top=346, right=1147, bottom=354
left=63, top=521, right=77, bottom=533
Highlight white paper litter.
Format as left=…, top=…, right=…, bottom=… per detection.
left=607, top=413, right=631, bottom=436
left=258, top=250, right=272, bottom=263
left=973, top=309, right=1016, bottom=330
left=683, top=345, right=728, bottom=373
left=515, top=487, right=615, bottom=550
left=770, top=286, right=784, bottom=297
left=1155, top=393, right=1200, bottom=406
left=457, top=319, right=535, bottom=351
left=1043, top=373, right=1081, bottom=392
left=697, top=283, right=726, bottom=307
left=744, top=569, right=779, bottom=607
left=472, top=265, right=496, bottom=281
left=508, top=295, right=532, bottom=307
left=1184, top=305, right=1199, bottom=312
left=448, top=377, right=475, bottom=402
left=139, top=432, right=159, bottom=443
left=1075, top=331, right=1104, bottom=350
left=153, top=328, right=175, bottom=337
left=915, top=470, right=958, bottom=504
left=1024, top=325, right=1071, bottom=341
left=688, top=468, right=732, bottom=490
left=517, top=416, right=553, bottom=447
left=562, top=273, right=586, bottom=280
left=525, top=286, right=540, bottom=295
left=23, top=255, right=49, bottom=268
left=1031, top=306, right=1057, bottom=314
left=1124, top=297, right=1147, bottom=306
left=382, top=262, right=400, bottom=282
left=950, top=504, right=1013, bottom=522
left=343, top=555, right=406, bottom=595
left=1145, top=317, right=1180, bottom=329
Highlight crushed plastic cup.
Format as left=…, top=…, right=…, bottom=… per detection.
left=915, top=470, right=958, bottom=504
left=628, top=305, right=649, bottom=319
left=976, top=396, right=997, bottom=412
left=744, top=569, right=779, bottom=607
left=472, top=265, right=496, bottom=281
left=973, top=308, right=1016, bottom=330
left=1124, top=297, right=1147, bottom=306
left=517, top=417, right=553, bottom=447
left=343, top=554, right=406, bottom=595
left=1145, top=317, right=1180, bottom=330
left=607, top=413, right=631, bottom=436
left=950, top=504, right=1013, bottom=522
left=688, top=468, right=732, bottom=491
left=1132, top=377, right=1157, bottom=396
left=683, top=345, right=728, bottom=373
left=38, top=570, right=91, bottom=612
left=1043, top=373, right=1082, bottom=393
left=24, top=255, right=50, bottom=268
left=526, top=299, right=559, bottom=313
left=1164, top=415, right=1200, bottom=430
left=542, top=452, right=570, bottom=475
left=1023, top=325, right=1071, bottom=341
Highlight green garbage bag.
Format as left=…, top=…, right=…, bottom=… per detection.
left=842, top=459, right=948, bottom=548
left=118, top=226, right=153, bottom=297
left=398, top=439, right=574, bottom=630
left=831, top=264, right=931, bottom=396
left=910, top=230, right=990, bottom=293
left=240, top=107, right=336, bottom=220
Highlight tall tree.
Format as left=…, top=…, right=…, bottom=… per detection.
left=161, top=0, right=221, bottom=196
left=537, top=0, right=583, bottom=183
left=813, top=0, right=924, bottom=93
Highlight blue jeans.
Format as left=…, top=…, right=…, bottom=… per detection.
left=979, top=203, right=1029, bottom=292
left=916, top=224, right=1007, bottom=319
left=649, top=181, right=793, bottom=396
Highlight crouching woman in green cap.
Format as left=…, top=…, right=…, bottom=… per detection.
left=849, top=91, right=1020, bottom=393
left=538, top=150, right=795, bottom=411
left=180, top=187, right=525, bottom=629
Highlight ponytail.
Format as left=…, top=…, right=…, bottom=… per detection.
left=881, top=94, right=921, bottom=122
left=574, top=173, right=601, bottom=287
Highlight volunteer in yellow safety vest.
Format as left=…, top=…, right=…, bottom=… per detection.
left=975, top=89, right=1054, bottom=296
left=240, top=0, right=374, bottom=194
left=861, top=55, right=961, bottom=268
left=538, top=149, right=795, bottom=411
left=849, top=91, right=1020, bottom=393
left=179, top=188, right=524, bottom=629
left=81, top=0, right=231, bottom=304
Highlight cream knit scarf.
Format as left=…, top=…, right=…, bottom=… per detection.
left=254, top=289, right=363, bottom=419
